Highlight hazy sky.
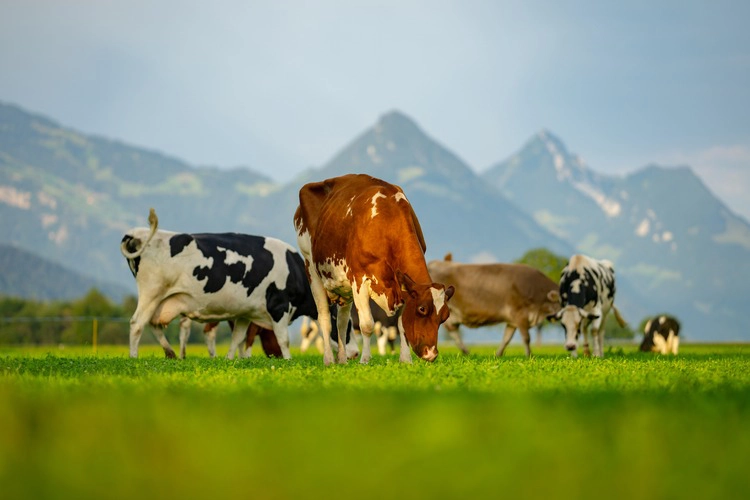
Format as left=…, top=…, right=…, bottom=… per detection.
left=2, top=1, right=749, bottom=218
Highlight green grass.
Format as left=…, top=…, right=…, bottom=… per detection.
left=1, top=343, right=749, bottom=500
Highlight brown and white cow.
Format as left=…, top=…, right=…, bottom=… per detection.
left=427, top=253, right=561, bottom=357
left=294, top=174, right=454, bottom=365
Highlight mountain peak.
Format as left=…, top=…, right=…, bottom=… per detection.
left=374, top=110, right=422, bottom=137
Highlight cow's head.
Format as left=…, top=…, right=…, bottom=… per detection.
left=550, top=305, right=599, bottom=355
left=397, top=271, right=454, bottom=362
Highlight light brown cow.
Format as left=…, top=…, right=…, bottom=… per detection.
left=427, top=253, right=561, bottom=357
left=294, top=174, right=454, bottom=365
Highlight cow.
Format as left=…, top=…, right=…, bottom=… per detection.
left=427, top=253, right=561, bottom=357
left=294, top=174, right=454, bottom=365
left=178, top=317, right=283, bottom=359
left=120, top=208, right=317, bottom=359
left=640, top=315, right=680, bottom=355
left=551, top=254, right=626, bottom=358
left=299, top=300, right=399, bottom=356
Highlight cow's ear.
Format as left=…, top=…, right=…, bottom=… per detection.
left=444, top=285, right=455, bottom=300
left=397, top=271, right=418, bottom=298
left=547, top=290, right=561, bottom=303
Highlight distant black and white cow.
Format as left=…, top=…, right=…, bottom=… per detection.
left=120, top=208, right=316, bottom=359
left=640, top=315, right=680, bottom=355
left=551, top=254, right=626, bottom=358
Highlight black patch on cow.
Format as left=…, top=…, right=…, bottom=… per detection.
left=170, top=233, right=195, bottom=257
left=560, top=262, right=616, bottom=308
left=283, top=249, right=318, bottom=321
left=121, top=235, right=141, bottom=277
left=170, top=233, right=275, bottom=296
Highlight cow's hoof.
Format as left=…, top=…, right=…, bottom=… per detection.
left=165, top=350, right=176, bottom=359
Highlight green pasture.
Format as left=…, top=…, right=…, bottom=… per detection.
left=1, top=343, right=748, bottom=500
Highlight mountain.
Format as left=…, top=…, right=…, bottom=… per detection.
left=253, top=111, right=574, bottom=263
left=0, top=244, right=131, bottom=301
left=483, top=131, right=750, bottom=341
left=0, top=101, right=277, bottom=292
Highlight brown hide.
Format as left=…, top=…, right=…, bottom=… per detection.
left=294, top=174, right=453, bottom=361
left=427, top=259, right=560, bottom=331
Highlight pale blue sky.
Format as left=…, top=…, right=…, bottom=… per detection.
left=1, top=0, right=749, bottom=217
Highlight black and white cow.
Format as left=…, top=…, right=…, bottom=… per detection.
left=640, top=315, right=680, bottom=355
left=120, top=208, right=317, bottom=359
left=551, top=254, right=626, bottom=358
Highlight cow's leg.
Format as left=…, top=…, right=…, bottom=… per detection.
left=446, top=324, right=470, bottom=355
left=178, top=318, right=191, bottom=359
left=271, top=320, right=293, bottom=360
left=397, top=316, right=412, bottom=364
left=519, top=325, right=532, bottom=357
left=591, top=313, right=607, bottom=358
left=226, top=319, right=251, bottom=360
left=128, top=299, right=164, bottom=358
left=203, top=323, right=218, bottom=358
left=495, top=324, right=516, bottom=357
left=242, top=323, right=257, bottom=359
left=309, top=276, right=334, bottom=366
left=336, top=302, right=353, bottom=364
left=151, top=326, right=177, bottom=359
left=375, top=322, right=388, bottom=356
left=670, top=333, right=680, bottom=355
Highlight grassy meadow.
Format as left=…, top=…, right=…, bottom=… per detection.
left=1, top=342, right=749, bottom=500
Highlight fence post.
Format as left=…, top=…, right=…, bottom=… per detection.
left=92, top=318, right=98, bottom=354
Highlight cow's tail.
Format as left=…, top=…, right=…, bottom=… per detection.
left=120, top=208, right=159, bottom=259
left=612, top=306, right=627, bottom=328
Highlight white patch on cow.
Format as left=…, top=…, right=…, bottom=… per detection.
left=393, top=192, right=407, bottom=203
left=316, top=258, right=353, bottom=298
left=370, top=192, right=386, bottom=218
left=570, top=279, right=582, bottom=294
left=636, top=218, right=650, bottom=237
left=658, top=316, right=667, bottom=325
left=221, top=247, right=254, bottom=269
left=430, top=287, right=446, bottom=314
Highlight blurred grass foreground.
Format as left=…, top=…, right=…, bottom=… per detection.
left=0, top=344, right=749, bottom=500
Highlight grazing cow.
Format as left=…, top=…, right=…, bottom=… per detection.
left=178, top=318, right=283, bottom=359
left=551, top=254, right=626, bottom=358
left=427, top=253, right=561, bottom=357
left=294, top=174, right=454, bottom=365
left=120, top=208, right=316, bottom=359
left=640, top=315, right=680, bottom=355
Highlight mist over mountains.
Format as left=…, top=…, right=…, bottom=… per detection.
left=1, top=101, right=748, bottom=341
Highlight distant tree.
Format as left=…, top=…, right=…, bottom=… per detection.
left=514, top=248, right=568, bottom=284
left=604, top=313, right=635, bottom=340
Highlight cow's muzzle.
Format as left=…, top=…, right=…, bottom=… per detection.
left=421, top=346, right=438, bottom=362
left=565, top=343, right=577, bottom=352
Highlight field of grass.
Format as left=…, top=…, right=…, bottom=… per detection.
left=1, top=342, right=749, bottom=500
